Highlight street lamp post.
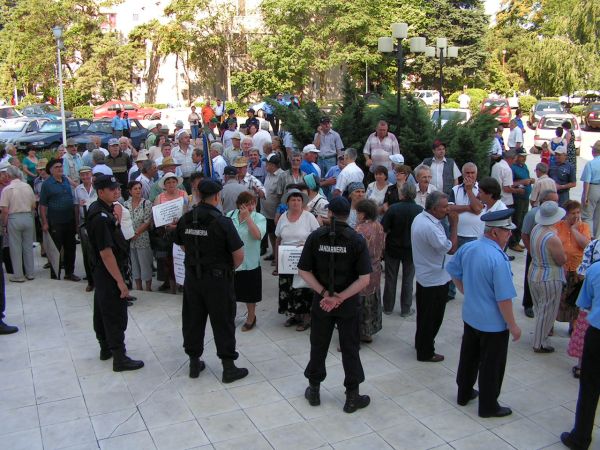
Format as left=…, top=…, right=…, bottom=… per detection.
left=52, top=26, right=67, bottom=148
left=422, top=39, right=458, bottom=128
left=378, top=23, right=426, bottom=134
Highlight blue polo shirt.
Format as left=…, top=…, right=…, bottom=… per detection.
left=511, top=162, right=532, bottom=199
left=580, top=156, right=600, bottom=184
left=446, top=237, right=517, bottom=332
left=577, top=262, right=600, bottom=329
left=39, top=176, right=75, bottom=224
left=300, top=160, right=319, bottom=177
left=111, top=115, right=123, bottom=131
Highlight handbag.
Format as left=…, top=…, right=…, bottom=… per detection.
left=564, top=278, right=583, bottom=307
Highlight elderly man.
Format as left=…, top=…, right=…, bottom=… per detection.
left=172, top=132, right=195, bottom=192
left=149, top=157, right=181, bottom=202
left=549, top=146, right=576, bottom=206
left=136, top=160, right=158, bottom=200
left=105, top=138, right=132, bottom=199
left=224, top=132, right=243, bottom=164
left=247, top=148, right=266, bottom=184
left=333, top=148, right=363, bottom=197
left=509, top=149, right=534, bottom=251
left=410, top=191, right=458, bottom=362
left=314, top=116, right=344, bottom=175
left=234, top=156, right=265, bottom=199
left=40, top=159, right=80, bottom=281
left=581, top=141, right=600, bottom=238
left=221, top=166, right=246, bottom=213
left=529, top=162, right=556, bottom=207
left=129, top=152, right=147, bottom=181
left=449, top=162, right=484, bottom=247
left=491, top=149, right=522, bottom=211
left=173, top=120, right=186, bottom=144
left=382, top=183, right=423, bottom=316
left=192, top=147, right=203, bottom=173
left=301, top=144, right=321, bottom=177
left=91, top=150, right=113, bottom=176
left=156, top=143, right=182, bottom=178
left=210, top=142, right=227, bottom=181
left=82, top=136, right=108, bottom=166
left=0, top=166, right=36, bottom=282
left=221, top=121, right=238, bottom=150
left=363, top=120, right=400, bottom=183
left=63, top=138, right=84, bottom=187
left=421, top=140, right=460, bottom=196
left=520, top=189, right=560, bottom=318
left=446, top=209, right=521, bottom=418
left=240, top=136, right=253, bottom=158
left=118, top=136, right=137, bottom=159
left=262, top=154, right=284, bottom=259
left=252, top=122, right=272, bottom=156
left=507, top=119, right=523, bottom=151
left=74, top=166, right=97, bottom=292
left=415, top=165, right=437, bottom=208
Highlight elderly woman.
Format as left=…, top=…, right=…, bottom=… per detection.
left=124, top=181, right=154, bottom=292
left=304, top=173, right=328, bottom=224
left=355, top=199, right=385, bottom=343
left=366, top=166, right=391, bottom=217
left=275, top=188, right=319, bottom=331
left=555, top=200, right=591, bottom=330
left=153, top=172, right=188, bottom=294
left=228, top=191, right=266, bottom=331
left=347, top=182, right=365, bottom=228
left=528, top=201, right=567, bottom=353
left=383, top=164, right=413, bottom=212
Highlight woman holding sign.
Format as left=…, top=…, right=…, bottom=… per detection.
left=154, top=172, right=188, bottom=294
left=228, top=192, right=266, bottom=331
left=275, top=188, right=319, bottom=331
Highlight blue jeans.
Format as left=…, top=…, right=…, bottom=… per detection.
left=318, top=155, right=337, bottom=177
left=190, top=125, right=200, bottom=139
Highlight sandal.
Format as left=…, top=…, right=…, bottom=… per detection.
left=296, top=321, right=311, bottom=332
left=572, top=366, right=581, bottom=379
left=242, top=317, right=256, bottom=332
left=284, top=316, right=300, bottom=327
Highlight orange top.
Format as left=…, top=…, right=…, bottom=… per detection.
left=555, top=220, right=591, bottom=271
left=201, top=105, right=215, bottom=124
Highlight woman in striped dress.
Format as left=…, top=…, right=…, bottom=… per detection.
left=528, top=201, right=567, bottom=353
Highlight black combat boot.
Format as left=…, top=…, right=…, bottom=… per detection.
left=221, top=359, right=248, bottom=383
left=304, top=383, right=320, bottom=406
left=99, top=341, right=112, bottom=361
left=112, top=349, right=144, bottom=372
left=343, top=388, right=370, bottom=413
left=189, top=357, right=206, bottom=378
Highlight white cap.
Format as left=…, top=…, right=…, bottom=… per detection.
left=554, top=145, right=567, bottom=154
left=389, top=154, right=405, bottom=165
left=302, top=144, right=320, bottom=154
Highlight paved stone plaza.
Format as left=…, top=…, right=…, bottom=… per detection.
left=1, top=152, right=599, bottom=450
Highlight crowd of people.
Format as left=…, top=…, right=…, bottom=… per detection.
left=1, top=100, right=600, bottom=448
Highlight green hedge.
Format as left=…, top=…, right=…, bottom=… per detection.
left=518, top=95, right=537, bottom=114
left=542, top=97, right=560, bottom=101
left=447, top=89, right=488, bottom=114
left=442, top=102, right=460, bottom=109
left=140, top=103, right=168, bottom=109
left=570, top=105, right=585, bottom=117
left=73, top=105, right=94, bottom=120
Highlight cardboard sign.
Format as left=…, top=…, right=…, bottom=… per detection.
left=277, top=245, right=303, bottom=275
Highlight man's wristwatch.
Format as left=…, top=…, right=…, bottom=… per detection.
left=320, top=287, right=327, bottom=297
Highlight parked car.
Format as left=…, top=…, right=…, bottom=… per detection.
left=430, top=108, right=471, bottom=127
left=582, top=102, right=600, bottom=130
left=21, top=103, right=72, bottom=120
left=414, top=90, right=441, bottom=106
left=480, top=98, right=511, bottom=125
left=250, top=94, right=296, bottom=117
left=14, top=118, right=91, bottom=153
left=93, top=100, right=161, bottom=120
left=0, top=106, right=24, bottom=125
left=529, top=101, right=565, bottom=128
left=533, top=113, right=581, bottom=156
left=69, top=119, right=149, bottom=152
left=0, top=118, right=49, bottom=144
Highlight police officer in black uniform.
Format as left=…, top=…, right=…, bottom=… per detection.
left=297, top=196, right=372, bottom=413
left=174, top=179, right=248, bottom=382
left=86, top=174, right=144, bottom=372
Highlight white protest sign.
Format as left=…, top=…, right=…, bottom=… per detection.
left=173, top=244, right=186, bottom=285
left=277, top=245, right=304, bottom=275
left=152, top=197, right=184, bottom=228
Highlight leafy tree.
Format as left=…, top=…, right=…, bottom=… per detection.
left=331, top=76, right=372, bottom=153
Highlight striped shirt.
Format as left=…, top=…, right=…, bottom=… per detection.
left=528, top=225, right=566, bottom=283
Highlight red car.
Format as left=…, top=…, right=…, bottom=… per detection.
left=93, top=100, right=161, bottom=120
left=480, top=98, right=511, bottom=125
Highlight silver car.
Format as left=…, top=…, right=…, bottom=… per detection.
left=0, top=118, right=49, bottom=144
left=533, top=113, right=581, bottom=155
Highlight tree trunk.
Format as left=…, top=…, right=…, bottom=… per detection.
left=145, top=40, right=161, bottom=104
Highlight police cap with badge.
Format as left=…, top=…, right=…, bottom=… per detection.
left=480, top=209, right=516, bottom=230
left=198, top=179, right=222, bottom=196
left=93, top=174, right=121, bottom=190
left=327, top=196, right=351, bottom=217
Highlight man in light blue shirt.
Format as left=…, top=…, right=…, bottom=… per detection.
left=111, top=110, right=123, bottom=137
left=581, top=140, right=600, bottom=238
left=562, top=256, right=600, bottom=450
left=446, top=208, right=521, bottom=419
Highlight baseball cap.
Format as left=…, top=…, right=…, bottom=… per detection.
left=66, top=138, right=77, bottom=146
left=302, top=144, right=320, bottom=154
left=108, top=138, right=119, bottom=146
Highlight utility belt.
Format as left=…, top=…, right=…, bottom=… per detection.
left=187, top=264, right=233, bottom=280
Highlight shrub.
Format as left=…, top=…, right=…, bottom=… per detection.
left=14, top=94, right=40, bottom=110
left=518, top=95, right=537, bottom=114
left=447, top=92, right=460, bottom=103
left=442, top=102, right=460, bottom=109
left=542, top=97, right=560, bottom=101
left=73, top=105, right=94, bottom=120
left=140, top=103, right=168, bottom=110
left=465, top=88, right=488, bottom=115
left=570, top=105, right=585, bottom=117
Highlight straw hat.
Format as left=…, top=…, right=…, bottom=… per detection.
left=158, top=156, right=181, bottom=170
left=158, top=172, right=184, bottom=190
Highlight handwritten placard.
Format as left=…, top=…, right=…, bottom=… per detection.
left=277, top=245, right=304, bottom=275
left=173, top=244, right=185, bottom=285
left=152, top=197, right=184, bottom=227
